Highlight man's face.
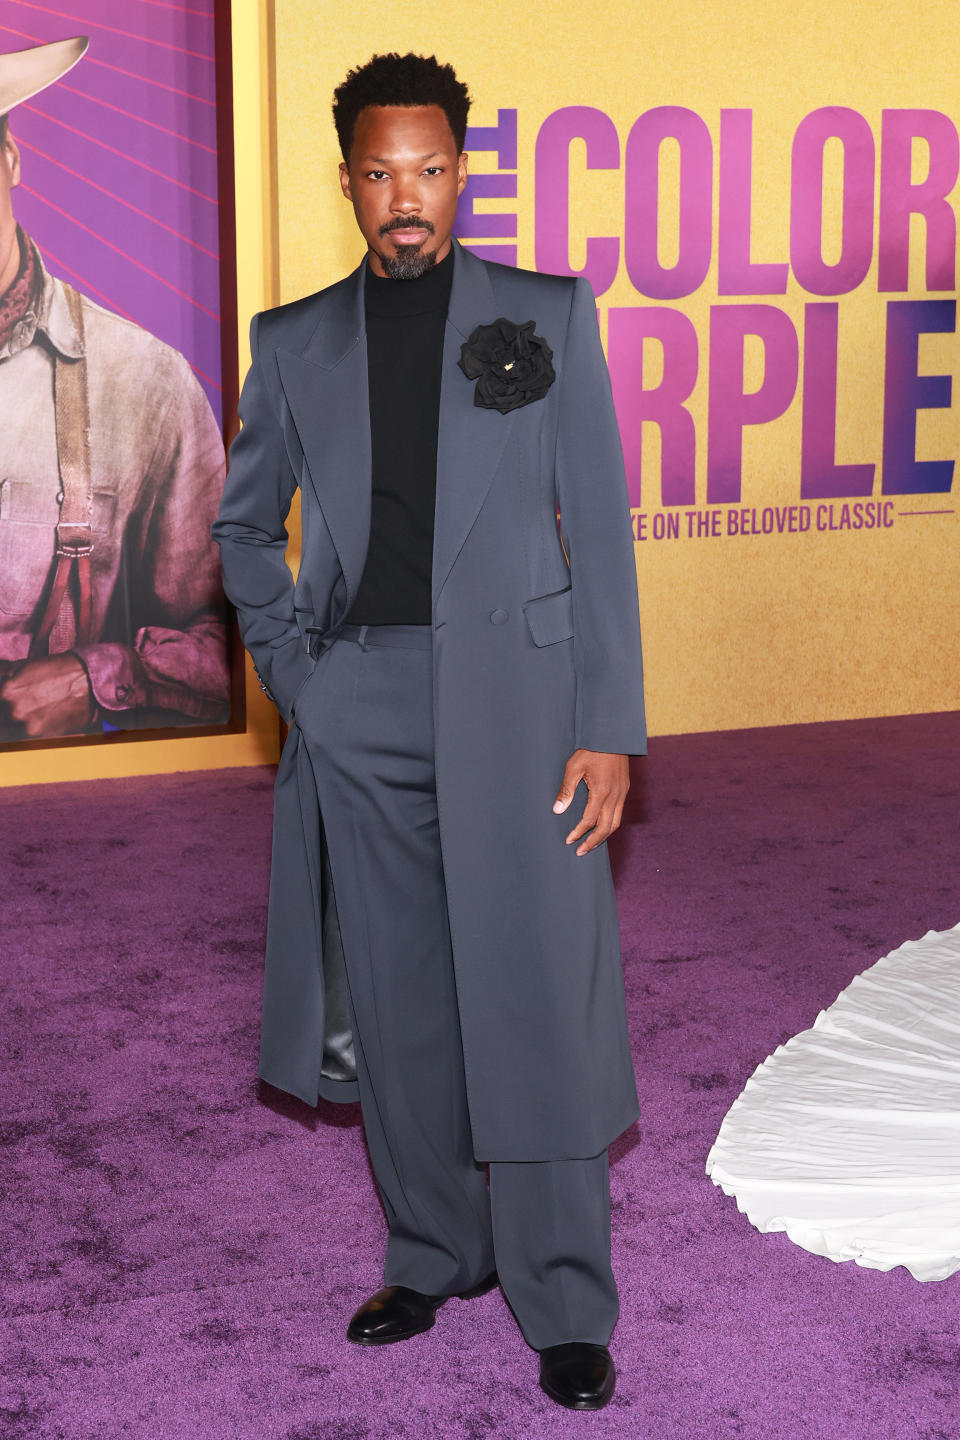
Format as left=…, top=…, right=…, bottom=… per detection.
left=339, top=105, right=467, bottom=279
left=0, top=124, right=21, bottom=291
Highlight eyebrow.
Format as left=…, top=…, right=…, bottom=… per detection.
left=360, top=151, right=442, bottom=166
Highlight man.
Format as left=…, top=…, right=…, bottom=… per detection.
left=214, top=53, right=646, bottom=1411
left=0, top=37, right=229, bottom=742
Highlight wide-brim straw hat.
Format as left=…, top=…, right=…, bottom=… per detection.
left=0, top=36, right=88, bottom=117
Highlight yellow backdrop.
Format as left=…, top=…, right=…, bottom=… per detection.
left=6, top=0, right=954, bottom=786
left=274, top=0, right=960, bottom=737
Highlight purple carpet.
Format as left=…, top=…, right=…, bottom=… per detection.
left=3, top=713, right=959, bottom=1439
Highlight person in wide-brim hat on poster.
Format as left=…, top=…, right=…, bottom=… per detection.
left=0, top=36, right=229, bottom=743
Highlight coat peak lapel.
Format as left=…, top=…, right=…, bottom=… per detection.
left=434, top=242, right=517, bottom=601
left=277, top=259, right=370, bottom=607
left=303, top=257, right=366, bottom=370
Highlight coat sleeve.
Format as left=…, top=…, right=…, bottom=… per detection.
left=212, top=314, right=315, bottom=721
left=555, top=276, right=647, bottom=756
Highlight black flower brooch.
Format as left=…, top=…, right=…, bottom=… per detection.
left=458, top=318, right=556, bottom=414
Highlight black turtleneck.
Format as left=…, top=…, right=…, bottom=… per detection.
left=345, top=245, right=455, bottom=626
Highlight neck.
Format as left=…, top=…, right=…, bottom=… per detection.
left=0, top=226, right=19, bottom=297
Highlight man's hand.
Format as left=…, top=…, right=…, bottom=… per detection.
left=0, top=654, right=97, bottom=739
left=553, top=749, right=630, bottom=856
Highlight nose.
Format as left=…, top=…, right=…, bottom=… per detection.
left=390, top=177, right=423, bottom=215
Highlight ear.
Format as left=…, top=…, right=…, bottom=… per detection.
left=457, top=150, right=468, bottom=198
left=3, top=129, right=21, bottom=188
left=338, top=160, right=352, bottom=203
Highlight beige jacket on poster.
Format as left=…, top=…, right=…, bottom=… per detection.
left=0, top=237, right=229, bottom=727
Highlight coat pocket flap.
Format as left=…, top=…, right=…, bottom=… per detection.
left=523, top=586, right=574, bottom=647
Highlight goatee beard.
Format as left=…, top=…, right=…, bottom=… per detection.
left=376, top=243, right=439, bottom=281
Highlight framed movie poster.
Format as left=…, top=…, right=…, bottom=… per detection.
left=0, top=1, right=239, bottom=750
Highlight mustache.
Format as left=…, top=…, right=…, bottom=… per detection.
left=379, top=216, right=436, bottom=236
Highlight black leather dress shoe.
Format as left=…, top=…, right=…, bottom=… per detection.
left=346, top=1272, right=498, bottom=1346
left=538, top=1342, right=616, bottom=1410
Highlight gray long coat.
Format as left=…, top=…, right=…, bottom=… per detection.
left=213, top=239, right=646, bottom=1162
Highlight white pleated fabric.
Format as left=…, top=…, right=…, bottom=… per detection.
left=706, top=924, right=960, bottom=1281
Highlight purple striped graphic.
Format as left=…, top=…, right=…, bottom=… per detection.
left=3, top=0, right=224, bottom=419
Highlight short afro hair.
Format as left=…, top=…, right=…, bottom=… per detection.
left=333, top=53, right=470, bottom=164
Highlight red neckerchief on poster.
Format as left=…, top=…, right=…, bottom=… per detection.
left=0, top=227, right=38, bottom=353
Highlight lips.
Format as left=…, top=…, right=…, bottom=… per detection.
left=390, top=229, right=429, bottom=246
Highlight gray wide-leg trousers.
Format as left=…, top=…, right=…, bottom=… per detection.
left=296, top=622, right=619, bottom=1350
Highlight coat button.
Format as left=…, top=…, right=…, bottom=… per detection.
left=489, top=609, right=509, bottom=625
